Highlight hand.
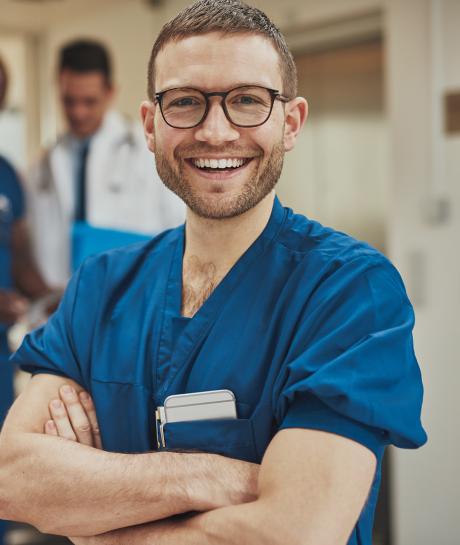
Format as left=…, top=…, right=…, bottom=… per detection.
left=0, top=289, right=28, bottom=325
left=45, top=385, right=102, bottom=449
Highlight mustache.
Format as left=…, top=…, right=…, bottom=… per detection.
left=174, top=143, right=262, bottom=159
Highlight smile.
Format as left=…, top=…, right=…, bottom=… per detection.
left=187, top=157, right=252, bottom=171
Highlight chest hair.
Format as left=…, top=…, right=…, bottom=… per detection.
left=182, top=255, right=219, bottom=318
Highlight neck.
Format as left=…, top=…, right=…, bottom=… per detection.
left=180, top=192, right=275, bottom=317
left=184, top=191, right=275, bottom=272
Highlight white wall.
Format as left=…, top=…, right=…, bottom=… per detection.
left=386, top=1, right=460, bottom=543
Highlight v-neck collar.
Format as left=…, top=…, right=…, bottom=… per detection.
left=155, top=197, right=287, bottom=399
left=172, top=196, right=286, bottom=318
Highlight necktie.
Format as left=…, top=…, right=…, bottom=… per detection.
left=75, top=140, right=90, bottom=221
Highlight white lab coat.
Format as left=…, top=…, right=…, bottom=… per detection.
left=27, top=111, right=185, bottom=286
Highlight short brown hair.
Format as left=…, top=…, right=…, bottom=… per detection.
left=147, top=0, right=297, bottom=100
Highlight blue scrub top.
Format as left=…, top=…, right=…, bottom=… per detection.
left=13, top=197, right=427, bottom=545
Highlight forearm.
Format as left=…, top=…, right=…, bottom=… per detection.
left=71, top=501, right=287, bottom=545
left=14, top=266, right=51, bottom=299
left=74, top=429, right=377, bottom=545
left=11, top=218, right=51, bottom=299
left=0, top=430, right=256, bottom=537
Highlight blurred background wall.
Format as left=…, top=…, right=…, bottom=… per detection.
left=0, top=0, right=458, bottom=544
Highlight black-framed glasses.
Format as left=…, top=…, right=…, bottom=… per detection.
left=154, top=85, right=290, bottom=129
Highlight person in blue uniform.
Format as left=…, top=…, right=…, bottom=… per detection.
left=0, top=156, right=26, bottom=545
left=0, top=2, right=426, bottom=545
left=0, top=56, right=55, bottom=545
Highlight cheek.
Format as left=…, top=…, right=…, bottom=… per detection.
left=154, top=124, right=184, bottom=159
left=256, top=129, right=284, bottom=157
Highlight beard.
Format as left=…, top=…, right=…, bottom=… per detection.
left=153, top=138, right=285, bottom=220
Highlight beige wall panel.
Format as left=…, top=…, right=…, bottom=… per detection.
left=386, top=0, right=460, bottom=543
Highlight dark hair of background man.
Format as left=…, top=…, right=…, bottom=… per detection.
left=59, top=39, right=112, bottom=86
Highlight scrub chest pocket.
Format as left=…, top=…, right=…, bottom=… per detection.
left=90, top=379, right=261, bottom=463
left=162, top=417, right=259, bottom=463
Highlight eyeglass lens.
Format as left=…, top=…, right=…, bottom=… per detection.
left=160, top=86, right=274, bottom=128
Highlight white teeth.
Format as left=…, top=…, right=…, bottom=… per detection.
left=192, top=158, right=247, bottom=169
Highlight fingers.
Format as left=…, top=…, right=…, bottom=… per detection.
left=44, top=419, right=58, bottom=436
left=79, top=391, right=102, bottom=449
left=48, top=398, right=78, bottom=442
left=58, top=385, right=95, bottom=446
left=47, top=385, right=102, bottom=449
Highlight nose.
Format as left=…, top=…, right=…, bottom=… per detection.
left=68, top=103, right=88, bottom=122
left=194, top=99, right=240, bottom=146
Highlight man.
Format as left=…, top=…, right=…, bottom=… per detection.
left=0, top=55, right=55, bottom=545
left=0, top=2, right=426, bottom=544
left=28, top=39, right=184, bottom=286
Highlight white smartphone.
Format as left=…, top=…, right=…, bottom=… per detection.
left=155, top=389, right=237, bottom=448
left=163, top=389, right=237, bottom=423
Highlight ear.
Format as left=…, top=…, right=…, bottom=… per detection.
left=106, top=84, right=116, bottom=102
left=100, top=83, right=116, bottom=110
left=140, top=100, right=156, bottom=153
left=283, top=97, right=308, bottom=152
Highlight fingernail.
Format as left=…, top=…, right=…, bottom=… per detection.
left=51, top=399, right=62, bottom=409
left=46, top=420, right=56, bottom=430
left=61, top=385, right=74, bottom=395
left=79, top=391, right=90, bottom=401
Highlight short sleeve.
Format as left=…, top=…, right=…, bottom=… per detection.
left=275, top=257, right=427, bottom=455
left=0, top=157, right=25, bottom=220
left=11, top=264, right=87, bottom=387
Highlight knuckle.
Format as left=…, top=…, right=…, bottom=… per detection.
left=76, top=423, right=91, bottom=433
left=50, top=400, right=64, bottom=413
left=79, top=391, right=93, bottom=406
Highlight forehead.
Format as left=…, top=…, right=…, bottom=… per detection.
left=155, top=32, right=282, bottom=92
left=59, top=70, right=107, bottom=95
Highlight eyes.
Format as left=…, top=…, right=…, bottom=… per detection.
left=171, top=97, right=200, bottom=108
left=156, top=86, right=280, bottom=128
left=233, top=95, right=262, bottom=106
left=168, top=94, right=264, bottom=108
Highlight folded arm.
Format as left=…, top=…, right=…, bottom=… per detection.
left=69, top=427, right=377, bottom=545
left=0, top=374, right=258, bottom=537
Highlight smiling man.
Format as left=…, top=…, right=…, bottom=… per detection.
left=0, top=1, right=426, bottom=545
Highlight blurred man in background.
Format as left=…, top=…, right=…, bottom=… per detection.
left=0, top=54, right=54, bottom=545
left=27, top=39, right=184, bottom=287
